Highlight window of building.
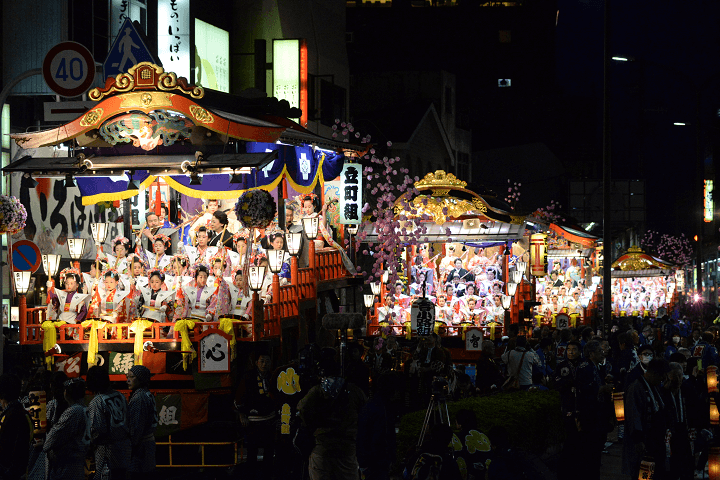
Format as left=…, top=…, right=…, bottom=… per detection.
left=498, top=79, right=511, bottom=87
left=320, top=80, right=347, bottom=127
left=68, top=0, right=109, bottom=63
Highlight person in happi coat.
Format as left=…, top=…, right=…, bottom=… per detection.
left=622, top=358, right=671, bottom=479
left=89, top=270, right=131, bottom=323
left=126, top=365, right=157, bottom=480
left=86, top=366, right=131, bottom=480
left=47, top=270, right=89, bottom=324
left=0, top=373, right=32, bottom=480
left=43, top=378, right=91, bottom=480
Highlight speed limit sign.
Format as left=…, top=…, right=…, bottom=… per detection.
left=42, top=42, right=96, bottom=97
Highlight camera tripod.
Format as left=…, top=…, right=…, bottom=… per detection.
left=417, top=391, right=451, bottom=448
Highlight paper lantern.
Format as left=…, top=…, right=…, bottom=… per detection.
left=248, top=266, right=266, bottom=291
left=517, top=260, right=527, bottom=274
left=370, top=282, right=380, bottom=296
left=711, top=398, right=720, bottom=426
left=501, top=295, right=511, bottom=310
left=66, top=237, right=86, bottom=260
left=301, top=217, right=319, bottom=240
left=90, top=222, right=110, bottom=245
left=709, top=447, right=720, bottom=480
left=637, top=458, right=655, bottom=480
left=267, top=250, right=284, bottom=274
left=708, top=366, right=719, bottom=393
left=511, top=270, right=522, bottom=284
left=13, top=271, right=31, bottom=295
left=613, top=392, right=625, bottom=422
left=285, top=233, right=302, bottom=256
left=42, top=254, right=61, bottom=277
left=507, top=282, right=518, bottom=296
left=529, top=234, right=547, bottom=277
left=363, top=294, right=375, bottom=308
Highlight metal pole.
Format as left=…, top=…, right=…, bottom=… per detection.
left=696, top=91, right=704, bottom=302
left=602, top=0, right=612, bottom=336
left=0, top=68, right=42, bottom=375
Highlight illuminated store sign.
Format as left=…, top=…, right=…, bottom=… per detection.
left=158, top=0, right=190, bottom=81
left=194, top=19, right=229, bottom=93
left=273, top=39, right=308, bottom=126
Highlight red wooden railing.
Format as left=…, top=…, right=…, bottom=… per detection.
left=20, top=247, right=351, bottom=347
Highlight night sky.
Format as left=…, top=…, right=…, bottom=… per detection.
left=348, top=0, right=720, bottom=239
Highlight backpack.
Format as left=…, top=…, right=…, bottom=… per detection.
left=405, top=452, right=444, bottom=480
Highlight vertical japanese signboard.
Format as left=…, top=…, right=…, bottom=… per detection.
left=705, top=179, right=714, bottom=223
left=338, top=163, right=362, bottom=225
left=158, top=0, right=190, bottom=81
left=411, top=297, right=435, bottom=336
left=273, top=39, right=308, bottom=126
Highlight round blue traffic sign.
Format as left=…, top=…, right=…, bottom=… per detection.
left=12, top=240, right=42, bottom=272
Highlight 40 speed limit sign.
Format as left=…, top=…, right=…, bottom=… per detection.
left=42, top=42, right=96, bottom=97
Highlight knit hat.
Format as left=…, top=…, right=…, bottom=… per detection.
left=129, top=365, right=151, bottom=386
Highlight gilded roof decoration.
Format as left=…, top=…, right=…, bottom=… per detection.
left=415, top=170, right=467, bottom=190
left=611, top=245, right=674, bottom=271
left=396, top=196, right=487, bottom=225
left=88, top=62, right=204, bottom=101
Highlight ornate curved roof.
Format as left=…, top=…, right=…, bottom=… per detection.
left=360, top=170, right=526, bottom=243
left=395, top=170, right=525, bottom=225
left=611, top=245, right=675, bottom=275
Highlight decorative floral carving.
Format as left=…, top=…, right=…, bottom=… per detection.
left=189, top=105, right=214, bottom=124
left=415, top=170, right=467, bottom=190
left=79, top=108, right=104, bottom=127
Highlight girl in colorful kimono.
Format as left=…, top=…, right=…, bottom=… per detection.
left=47, top=270, right=89, bottom=325
left=102, top=236, right=132, bottom=274
left=185, top=226, right=217, bottom=266
left=135, top=271, right=176, bottom=323
left=217, top=267, right=252, bottom=320
left=179, top=265, right=218, bottom=321
left=145, top=234, right=173, bottom=272
left=89, top=271, right=131, bottom=323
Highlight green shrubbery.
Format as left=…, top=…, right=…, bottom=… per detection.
left=397, top=390, right=563, bottom=461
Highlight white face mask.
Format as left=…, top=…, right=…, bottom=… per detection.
left=673, top=337, right=680, bottom=344
left=641, top=353, right=653, bottom=365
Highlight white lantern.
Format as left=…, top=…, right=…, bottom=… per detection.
left=90, top=222, right=110, bottom=245
left=13, top=271, right=31, bottom=295
left=248, top=266, right=266, bottom=291
left=511, top=271, right=522, bottom=284
left=501, top=295, right=511, bottom=310
left=580, top=297, right=590, bottom=308
left=592, top=275, right=601, bottom=285
left=67, top=237, right=87, bottom=260
left=347, top=224, right=359, bottom=235
left=507, top=282, right=518, bottom=296
left=371, top=282, right=380, bottom=296
left=42, top=254, right=61, bottom=277
left=285, top=233, right=302, bottom=256
left=517, top=260, right=527, bottom=273
left=302, top=216, right=319, bottom=240
left=382, top=270, right=389, bottom=283
left=268, top=250, right=284, bottom=274
left=364, top=294, right=375, bottom=308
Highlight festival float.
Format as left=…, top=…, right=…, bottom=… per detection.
left=4, top=62, right=366, bottom=466
left=360, top=169, right=530, bottom=355
left=610, top=245, right=678, bottom=318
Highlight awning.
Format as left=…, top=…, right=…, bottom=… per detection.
left=359, top=219, right=526, bottom=244
left=611, top=268, right=674, bottom=278
left=547, top=248, right=594, bottom=258
left=549, top=223, right=598, bottom=248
